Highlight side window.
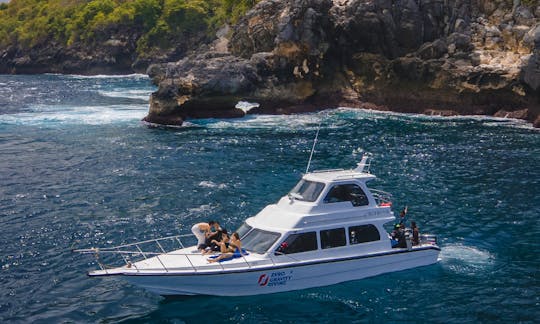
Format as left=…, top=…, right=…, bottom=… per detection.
left=349, top=225, right=380, bottom=245
left=276, top=232, right=317, bottom=254
left=320, top=228, right=346, bottom=249
left=324, top=184, right=368, bottom=207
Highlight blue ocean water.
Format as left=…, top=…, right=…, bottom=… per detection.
left=0, top=74, right=539, bottom=323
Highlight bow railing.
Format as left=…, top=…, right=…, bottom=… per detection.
left=73, top=234, right=304, bottom=274
left=73, top=234, right=195, bottom=272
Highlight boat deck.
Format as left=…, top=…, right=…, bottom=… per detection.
left=86, top=242, right=439, bottom=277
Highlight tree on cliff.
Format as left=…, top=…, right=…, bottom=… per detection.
left=0, top=0, right=260, bottom=73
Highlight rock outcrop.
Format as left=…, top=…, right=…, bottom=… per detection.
left=145, top=0, right=540, bottom=127
left=0, top=24, right=209, bottom=75
left=1, top=40, right=136, bottom=74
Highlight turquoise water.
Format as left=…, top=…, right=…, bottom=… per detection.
left=0, top=74, right=539, bottom=323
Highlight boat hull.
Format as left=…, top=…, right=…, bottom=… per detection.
left=119, top=247, right=440, bottom=296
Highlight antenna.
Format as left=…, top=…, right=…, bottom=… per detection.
left=305, top=118, right=322, bottom=174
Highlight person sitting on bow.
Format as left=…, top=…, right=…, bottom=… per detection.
left=207, top=232, right=244, bottom=263
left=203, top=228, right=229, bottom=255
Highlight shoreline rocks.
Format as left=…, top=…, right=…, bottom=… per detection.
left=144, top=0, right=539, bottom=127
left=1, top=1, right=538, bottom=127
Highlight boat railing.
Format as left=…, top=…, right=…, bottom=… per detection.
left=76, top=235, right=398, bottom=273
left=73, top=234, right=197, bottom=272
left=312, top=168, right=345, bottom=173
left=75, top=233, right=319, bottom=273
left=74, top=234, right=272, bottom=273
left=420, top=234, right=438, bottom=246
left=370, top=189, right=393, bottom=206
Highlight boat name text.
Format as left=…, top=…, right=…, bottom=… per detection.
left=258, top=271, right=294, bottom=287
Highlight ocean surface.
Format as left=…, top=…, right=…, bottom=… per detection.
left=0, top=74, right=539, bottom=323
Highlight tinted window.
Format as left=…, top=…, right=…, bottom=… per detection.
left=242, top=229, right=280, bottom=254
left=349, top=225, right=380, bottom=244
left=276, top=232, right=317, bottom=254
left=236, top=223, right=252, bottom=239
left=320, top=228, right=346, bottom=249
left=290, top=180, right=325, bottom=202
left=324, top=183, right=368, bottom=207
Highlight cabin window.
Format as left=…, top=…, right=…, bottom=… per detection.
left=236, top=223, right=253, bottom=239
left=242, top=229, right=280, bottom=254
left=276, top=232, right=317, bottom=254
left=349, top=225, right=380, bottom=244
left=323, top=183, right=368, bottom=207
left=290, top=179, right=325, bottom=202
left=320, top=228, right=346, bottom=249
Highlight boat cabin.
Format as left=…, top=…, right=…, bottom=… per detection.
left=237, top=166, right=396, bottom=258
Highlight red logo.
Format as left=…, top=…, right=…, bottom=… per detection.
left=258, top=274, right=269, bottom=286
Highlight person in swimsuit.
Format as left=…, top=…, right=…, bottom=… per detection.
left=203, top=229, right=229, bottom=255
left=207, top=232, right=243, bottom=263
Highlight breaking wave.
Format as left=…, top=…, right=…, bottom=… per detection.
left=0, top=104, right=148, bottom=126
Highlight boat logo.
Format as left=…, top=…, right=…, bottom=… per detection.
left=258, top=271, right=293, bottom=287
left=258, top=274, right=269, bottom=286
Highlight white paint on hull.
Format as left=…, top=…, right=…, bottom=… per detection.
left=121, top=248, right=439, bottom=296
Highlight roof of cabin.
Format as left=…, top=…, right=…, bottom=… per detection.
left=245, top=163, right=393, bottom=233
left=247, top=203, right=395, bottom=233
left=303, top=168, right=376, bottom=183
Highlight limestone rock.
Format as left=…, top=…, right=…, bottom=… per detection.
left=145, top=0, right=540, bottom=127
left=522, top=26, right=540, bottom=91
left=514, top=5, right=535, bottom=26
left=417, top=39, right=448, bottom=60
left=494, top=108, right=529, bottom=119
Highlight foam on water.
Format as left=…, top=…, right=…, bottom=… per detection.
left=0, top=104, right=148, bottom=126
left=335, top=107, right=539, bottom=130
left=98, top=89, right=152, bottom=100
left=439, top=243, right=495, bottom=275
left=186, top=204, right=216, bottom=215
left=62, top=73, right=149, bottom=79
left=189, top=107, right=537, bottom=133
left=0, top=74, right=154, bottom=126
left=191, top=112, right=324, bottom=130
left=198, top=181, right=228, bottom=189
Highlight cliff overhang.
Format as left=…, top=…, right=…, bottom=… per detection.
left=144, top=0, right=540, bottom=127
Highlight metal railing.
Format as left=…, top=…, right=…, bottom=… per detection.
left=370, top=189, right=393, bottom=206
left=73, top=234, right=267, bottom=273
left=74, top=234, right=194, bottom=272
left=420, top=234, right=438, bottom=246
left=74, top=234, right=312, bottom=274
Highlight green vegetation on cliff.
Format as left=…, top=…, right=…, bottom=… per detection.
left=0, top=0, right=259, bottom=54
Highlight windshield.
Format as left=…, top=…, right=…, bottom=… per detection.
left=241, top=228, right=281, bottom=254
left=290, top=179, right=325, bottom=202
left=236, top=222, right=253, bottom=239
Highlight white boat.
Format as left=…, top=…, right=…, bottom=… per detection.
left=75, top=155, right=440, bottom=296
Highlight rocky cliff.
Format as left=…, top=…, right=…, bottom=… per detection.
left=144, top=0, right=540, bottom=127
left=0, top=28, right=207, bottom=75
left=0, top=0, right=226, bottom=75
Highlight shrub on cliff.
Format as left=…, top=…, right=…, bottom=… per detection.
left=0, top=0, right=260, bottom=58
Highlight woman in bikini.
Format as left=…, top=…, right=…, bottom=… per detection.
left=207, top=232, right=243, bottom=263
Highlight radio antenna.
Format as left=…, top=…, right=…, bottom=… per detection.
left=305, top=117, right=323, bottom=174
